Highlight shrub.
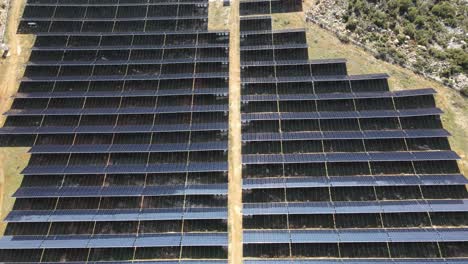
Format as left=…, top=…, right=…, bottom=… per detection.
left=429, top=48, right=447, bottom=60
left=414, top=16, right=426, bottom=28
left=407, top=7, right=419, bottom=22
left=446, top=49, right=468, bottom=71
left=414, top=30, right=431, bottom=45
left=397, top=34, right=406, bottom=44
left=403, top=23, right=416, bottom=38
left=346, top=18, right=359, bottom=31
left=372, top=11, right=387, bottom=28
left=461, top=86, right=468, bottom=97
left=396, top=0, right=413, bottom=14
left=431, top=2, right=456, bottom=19
left=337, top=33, right=350, bottom=43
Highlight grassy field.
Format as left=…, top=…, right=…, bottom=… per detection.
left=273, top=12, right=467, bottom=175
left=0, top=0, right=33, bottom=234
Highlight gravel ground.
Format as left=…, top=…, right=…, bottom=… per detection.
left=0, top=0, right=10, bottom=43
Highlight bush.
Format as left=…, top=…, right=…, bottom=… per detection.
left=431, top=2, right=456, bottom=19
left=397, top=34, right=406, bottom=44
left=372, top=11, right=387, bottom=28
left=346, top=18, right=359, bottom=31
left=461, top=86, right=468, bottom=97
left=407, top=7, right=419, bottom=22
left=403, top=23, right=416, bottom=38
left=414, top=16, right=426, bottom=28
left=396, top=0, right=413, bottom=14
left=429, top=48, right=446, bottom=60
left=337, top=33, right=350, bottom=43
left=446, top=49, right=468, bottom=71
left=414, top=30, right=431, bottom=45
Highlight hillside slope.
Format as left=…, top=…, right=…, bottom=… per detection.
left=306, top=0, right=467, bottom=93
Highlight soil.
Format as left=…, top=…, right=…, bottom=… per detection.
left=227, top=0, right=243, bottom=262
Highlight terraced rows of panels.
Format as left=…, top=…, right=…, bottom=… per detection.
left=238, top=2, right=468, bottom=264
left=0, top=0, right=466, bottom=263
left=0, top=0, right=230, bottom=263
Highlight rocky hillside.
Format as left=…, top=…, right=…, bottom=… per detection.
left=306, top=0, right=467, bottom=94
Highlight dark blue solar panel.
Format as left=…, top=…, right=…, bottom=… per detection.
left=109, top=144, right=152, bottom=153
left=243, top=199, right=468, bottom=215
left=30, top=57, right=228, bottom=67
left=405, top=129, right=451, bottom=138
left=29, top=141, right=227, bottom=154
left=135, top=234, right=182, bottom=247
left=240, top=43, right=308, bottom=50
left=22, top=72, right=229, bottom=82
left=22, top=162, right=226, bottom=175
left=242, top=151, right=459, bottom=165
left=398, top=108, right=444, bottom=117
left=0, top=236, right=43, bottom=249
left=242, top=175, right=468, bottom=189
left=241, top=108, right=443, bottom=121
left=181, top=233, right=228, bottom=246
left=185, top=184, right=228, bottom=195
left=0, top=231, right=230, bottom=249
left=242, top=229, right=468, bottom=244
left=242, top=203, right=291, bottom=215
left=244, top=260, right=465, bottom=264
left=6, top=207, right=228, bottom=223
left=0, top=122, right=228, bottom=135
left=412, top=150, right=460, bottom=160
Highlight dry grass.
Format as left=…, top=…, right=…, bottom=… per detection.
left=208, top=0, right=230, bottom=31
left=0, top=148, right=29, bottom=234
left=0, top=0, right=33, bottom=234
left=272, top=12, right=305, bottom=30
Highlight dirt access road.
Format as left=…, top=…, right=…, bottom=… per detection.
left=227, top=0, right=242, bottom=262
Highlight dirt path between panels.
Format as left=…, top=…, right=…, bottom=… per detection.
left=227, top=0, right=242, bottom=262
left=0, top=0, right=33, bottom=234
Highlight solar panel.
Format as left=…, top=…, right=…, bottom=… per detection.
left=181, top=233, right=228, bottom=246
left=29, top=141, right=228, bottom=154
left=243, top=261, right=468, bottom=264
left=241, top=108, right=443, bottom=121
left=242, top=174, right=468, bottom=189
left=242, top=228, right=468, bottom=244
left=242, top=151, right=459, bottom=164
left=6, top=207, right=228, bottom=223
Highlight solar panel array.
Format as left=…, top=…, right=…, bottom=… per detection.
left=239, top=2, right=468, bottom=263
left=0, top=0, right=229, bottom=262
left=0, top=0, right=467, bottom=263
